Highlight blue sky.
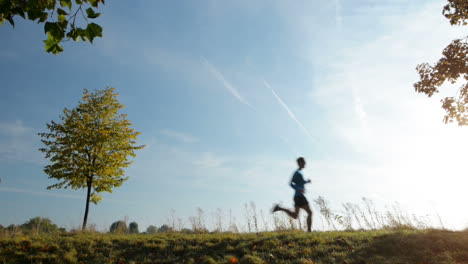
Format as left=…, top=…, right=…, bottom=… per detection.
left=1, top=0, right=468, bottom=231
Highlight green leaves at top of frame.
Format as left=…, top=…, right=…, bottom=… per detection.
left=89, top=0, right=105, bottom=8
left=85, top=23, right=102, bottom=43
left=59, top=0, right=72, bottom=10
left=1, top=0, right=105, bottom=54
left=57, top=7, right=67, bottom=15
left=43, top=20, right=67, bottom=54
left=85, top=7, right=100, bottom=19
left=64, top=23, right=103, bottom=43
left=45, top=21, right=66, bottom=40
left=43, top=20, right=102, bottom=53
left=44, top=32, right=64, bottom=54
left=27, top=9, right=49, bottom=23
left=74, top=0, right=104, bottom=8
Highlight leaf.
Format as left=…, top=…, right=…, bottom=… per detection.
left=57, top=8, right=68, bottom=16
left=85, top=23, right=102, bottom=43
left=27, top=9, right=49, bottom=23
left=88, top=0, right=99, bottom=7
left=90, top=193, right=102, bottom=204
left=58, top=14, right=66, bottom=23
left=60, top=0, right=72, bottom=11
left=59, top=19, right=68, bottom=29
left=76, top=28, right=87, bottom=41
left=44, top=22, right=65, bottom=41
left=44, top=33, right=64, bottom=54
left=85, top=7, right=100, bottom=19
left=17, top=10, right=26, bottom=19
left=66, top=28, right=77, bottom=40
left=39, top=12, right=49, bottom=23
left=9, top=7, right=26, bottom=19
left=6, top=16, right=14, bottom=27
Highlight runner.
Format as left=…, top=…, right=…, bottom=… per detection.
left=272, top=157, right=313, bottom=232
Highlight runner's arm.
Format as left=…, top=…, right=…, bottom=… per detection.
left=290, top=180, right=300, bottom=190
left=290, top=173, right=305, bottom=190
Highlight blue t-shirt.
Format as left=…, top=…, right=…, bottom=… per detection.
left=290, top=169, right=307, bottom=197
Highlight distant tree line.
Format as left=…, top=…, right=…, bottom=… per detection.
left=108, top=220, right=139, bottom=234
left=0, top=217, right=65, bottom=235
left=144, top=224, right=193, bottom=234
left=108, top=221, right=193, bottom=234
left=0, top=217, right=197, bottom=235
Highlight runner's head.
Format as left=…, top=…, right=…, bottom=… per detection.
left=297, top=157, right=306, bottom=169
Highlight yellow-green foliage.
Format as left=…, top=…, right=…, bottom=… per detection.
left=1, top=230, right=468, bottom=264
left=39, top=87, right=144, bottom=193
left=38, top=87, right=144, bottom=229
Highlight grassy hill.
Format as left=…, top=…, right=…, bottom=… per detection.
left=1, top=229, right=468, bottom=264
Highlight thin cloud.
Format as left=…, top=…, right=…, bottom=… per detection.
left=334, top=0, right=342, bottom=29
left=192, top=152, right=226, bottom=168
left=0, top=120, right=31, bottom=135
left=160, top=129, right=198, bottom=143
left=0, top=187, right=136, bottom=204
left=353, top=91, right=369, bottom=132
left=0, top=120, right=44, bottom=165
left=201, top=56, right=254, bottom=109
left=263, top=79, right=315, bottom=141
left=0, top=187, right=82, bottom=200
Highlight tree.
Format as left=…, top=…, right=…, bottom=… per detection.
left=128, top=221, right=139, bottom=234
left=6, top=224, right=19, bottom=233
left=109, top=220, right=127, bottom=234
left=39, top=87, right=144, bottom=230
left=180, top=228, right=193, bottom=234
left=157, top=224, right=173, bottom=233
left=415, top=1, right=468, bottom=125
left=21, top=217, right=59, bottom=234
left=146, top=225, right=157, bottom=234
left=0, top=0, right=104, bottom=54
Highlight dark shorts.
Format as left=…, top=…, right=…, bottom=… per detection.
left=294, top=195, right=309, bottom=207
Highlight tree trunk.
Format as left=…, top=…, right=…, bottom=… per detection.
left=82, top=178, right=93, bottom=231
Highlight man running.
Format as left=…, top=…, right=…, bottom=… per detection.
left=272, top=157, right=313, bottom=232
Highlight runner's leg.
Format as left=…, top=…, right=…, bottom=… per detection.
left=275, top=205, right=300, bottom=219
left=300, top=204, right=313, bottom=232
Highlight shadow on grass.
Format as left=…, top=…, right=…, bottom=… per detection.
left=351, top=229, right=468, bottom=264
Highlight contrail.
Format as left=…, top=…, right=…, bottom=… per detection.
left=201, top=56, right=254, bottom=109
left=263, top=79, right=315, bottom=141
left=200, top=58, right=304, bottom=154
left=334, top=0, right=342, bottom=30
